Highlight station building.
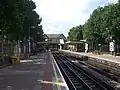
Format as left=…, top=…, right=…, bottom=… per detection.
left=38, top=34, right=66, bottom=51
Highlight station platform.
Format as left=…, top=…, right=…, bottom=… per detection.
left=43, top=51, right=69, bottom=90
left=0, top=51, right=69, bottom=90
left=61, top=50, right=120, bottom=64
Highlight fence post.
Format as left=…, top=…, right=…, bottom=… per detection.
left=23, top=36, right=28, bottom=59
left=17, top=39, right=20, bottom=57
left=10, top=41, right=13, bottom=56
left=1, top=39, right=4, bottom=64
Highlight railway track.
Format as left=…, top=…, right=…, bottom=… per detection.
left=62, top=54, right=120, bottom=89
left=66, top=55, right=120, bottom=82
left=53, top=53, right=117, bottom=90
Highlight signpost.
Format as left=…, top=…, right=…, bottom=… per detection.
left=85, top=43, right=88, bottom=53
left=109, top=40, right=115, bottom=55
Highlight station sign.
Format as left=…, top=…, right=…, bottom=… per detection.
left=109, top=42, right=115, bottom=52
left=85, top=43, right=88, bottom=50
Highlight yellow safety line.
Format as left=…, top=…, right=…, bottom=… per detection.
left=52, top=58, right=61, bottom=90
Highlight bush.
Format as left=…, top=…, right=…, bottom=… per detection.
left=93, top=50, right=101, bottom=55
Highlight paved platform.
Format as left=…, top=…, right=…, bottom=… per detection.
left=61, top=50, right=120, bottom=64
left=0, top=51, right=68, bottom=90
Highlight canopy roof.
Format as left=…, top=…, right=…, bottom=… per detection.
left=44, top=33, right=66, bottom=40
left=66, top=40, right=88, bottom=44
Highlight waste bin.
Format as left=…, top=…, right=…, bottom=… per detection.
left=11, top=56, right=20, bottom=64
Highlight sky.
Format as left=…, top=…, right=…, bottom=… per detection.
left=33, top=0, right=118, bottom=36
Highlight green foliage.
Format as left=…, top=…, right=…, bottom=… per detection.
left=83, top=6, right=105, bottom=44
left=83, top=3, right=120, bottom=44
left=68, top=25, right=83, bottom=41
left=119, top=0, right=120, bottom=4
left=67, top=2, right=120, bottom=52
left=31, top=25, right=44, bottom=42
left=0, top=0, right=44, bottom=42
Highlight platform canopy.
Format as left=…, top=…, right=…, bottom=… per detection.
left=65, top=40, right=88, bottom=44
left=37, top=41, right=48, bottom=44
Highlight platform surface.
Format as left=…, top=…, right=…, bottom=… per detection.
left=61, top=50, right=120, bottom=64
left=0, top=51, right=68, bottom=90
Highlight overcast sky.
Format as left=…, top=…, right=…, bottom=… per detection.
left=33, top=0, right=118, bottom=36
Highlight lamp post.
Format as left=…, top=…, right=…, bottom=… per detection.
left=28, top=26, right=35, bottom=55
left=1, top=34, right=6, bottom=64
left=98, top=44, right=101, bottom=51
left=28, top=27, right=30, bottom=53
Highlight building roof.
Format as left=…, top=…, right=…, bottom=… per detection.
left=46, top=34, right=61, bottom=38
left=65, top=40, right=88, bottom=44
left=66, top=41, right=84, bottom=44
left=37, top=41, right=48, bottom=44
left=44, top=34, right=66, bottom=40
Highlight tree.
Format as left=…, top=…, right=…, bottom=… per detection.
left=67, top=2, right=120, bottom=51
left=83, top=6, right=105, bottom=44
left=31, top=25, right=44, bottom=42
left=68, top=25, right=83, bottom=41
left=82, top=3, right=120, bottom=52
left=83, top=3, right=120, bottom=44
left=0, top=0, right=28, bottom=40
left=0, top=0, right=44, bottom=41
left=76, top=25, right=83, bottom=41
left=119, top=0, right=120, bottom=4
